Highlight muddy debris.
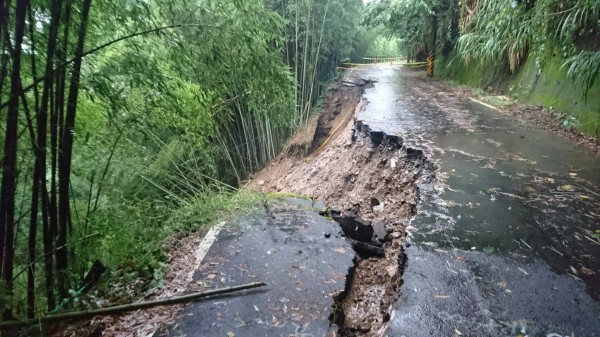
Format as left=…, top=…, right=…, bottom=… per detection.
left=249, top=92, right=436, bottom=336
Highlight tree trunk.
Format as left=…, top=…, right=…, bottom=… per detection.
left=57, top=0, right=92, bottom=299
left=30, top=0, right=64, bottom=315
left=1, top=0, right=28, bottom=318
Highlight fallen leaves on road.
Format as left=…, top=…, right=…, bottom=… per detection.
left=559, top=184, right=574, bottom=192
left=335, top=247, right=347, bottom=254
left=581, top=266, right=595, bottom=275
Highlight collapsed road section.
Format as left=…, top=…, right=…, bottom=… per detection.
left=151, top=74, right=440, bottom=337
left=326, top=123, right=436, bottom=337
left=250, top=79, right=436, bottom=336
left=156, top=198, right=356, bottom=337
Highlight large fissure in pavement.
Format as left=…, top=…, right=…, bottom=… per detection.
left=325, top=121, right=436, bottom=337
left=249, top=80, right=436, bottom=337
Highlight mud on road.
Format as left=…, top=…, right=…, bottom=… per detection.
left=248, top=79, right=436, bottom=336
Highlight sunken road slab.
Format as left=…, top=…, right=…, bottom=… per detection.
left=161, top=198, right=353, bottom=337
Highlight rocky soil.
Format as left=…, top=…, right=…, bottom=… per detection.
left=248, top=80, right=436, bottom=336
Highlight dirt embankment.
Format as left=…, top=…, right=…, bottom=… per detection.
left=248, top=78, right=436, bottom=337
left=284, top=80, right=368, bottom=158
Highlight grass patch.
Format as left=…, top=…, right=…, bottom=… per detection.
left=266, top=191, right=312, bottom=200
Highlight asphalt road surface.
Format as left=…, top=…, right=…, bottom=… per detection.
left=353, top=65, right=600, bottom=337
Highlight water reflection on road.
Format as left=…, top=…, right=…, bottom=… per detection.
left=352, top=65, right=600, bottom=336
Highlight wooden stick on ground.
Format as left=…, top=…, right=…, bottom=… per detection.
left=0, top=282, right=266, bottom=329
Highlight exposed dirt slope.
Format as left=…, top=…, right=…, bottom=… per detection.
left=248, top=80, right=435, bottom=336
left=284, top=81, right=366, bottom=158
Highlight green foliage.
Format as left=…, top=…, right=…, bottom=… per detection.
left=365, top=0, right=459, bottom=61
left=457, top=1, right=537, bottom=72
left=368, top=0, right=599, bottom=134
left=564, top=50, right=600, bottom=98
left=366, top=29, right=403, bottom=57
left=368, top=0, right=599, bottom=98
left=83, top=186, right=262, bottom=276
left=273, top=0, right=365, bottom=124
left=69, top=0, right=297, bottom=281
left=455, top=0, right=600, bottom=96
left=2, top=0, right=370, bottom=319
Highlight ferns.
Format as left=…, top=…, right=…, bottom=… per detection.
left=564, top=50, right=600, bottom=98
left=457, top=0, right=535, bottom=73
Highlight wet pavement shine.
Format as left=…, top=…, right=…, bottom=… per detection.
left=353, top=65, right=600, bottom=336
left=160, top=198, right=353, bottom=337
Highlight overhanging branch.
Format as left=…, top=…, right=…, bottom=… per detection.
left=0, top=23, right=218, bottom=111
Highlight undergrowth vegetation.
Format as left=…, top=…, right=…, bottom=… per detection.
left=0, top=0, right=374, bottom=321
left=456, top=0, right=599, bottom=98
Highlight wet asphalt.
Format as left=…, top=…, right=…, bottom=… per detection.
left=160, top=198, right=353, bottom=337
left=353, top=65, right=600, bottom=337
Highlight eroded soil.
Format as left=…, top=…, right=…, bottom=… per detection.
left=248, top=81, right=436, bottom=336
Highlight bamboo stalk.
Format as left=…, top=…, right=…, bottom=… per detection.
left=0, top=282, right=266, bottom=329
left=307, top=0, right=330, bottom=115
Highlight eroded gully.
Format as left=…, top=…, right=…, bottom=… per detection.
left=350, top=65, right=600, bottom=337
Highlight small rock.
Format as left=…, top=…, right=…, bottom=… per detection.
left=386, top=265, right=397, bottom=278
left=349, top=239, right=385, bottom=257
left=349, top=204, right=361, bottom=214
left=372, top=203, right=385, bottom=213
left=372, top=221, right=388, bottom=242
left=389, top=231, right=402, bottom=239
left=258, top=180, right=265, bottom=186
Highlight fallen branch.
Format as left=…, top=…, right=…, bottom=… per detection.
left=0, top=282, right=266, bottom=329
left=572, top=183, right=600, bottom=197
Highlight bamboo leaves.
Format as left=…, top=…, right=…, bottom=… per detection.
left=0, top=0, right=367, bottom=322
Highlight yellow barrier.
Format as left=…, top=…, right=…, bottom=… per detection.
left=402, top=62, right=428, bottom=66
left=313, top=58, right=429, bottom=160
left=340, top=63, right=370, bottom=67
left=340, top=61, right=427, bottom=67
